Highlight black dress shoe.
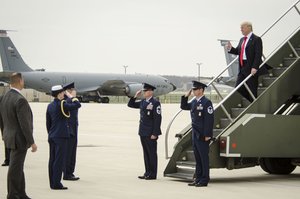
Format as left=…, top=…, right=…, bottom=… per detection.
left=188, top=181, right=197, bottom=186
left=1, top=161, right=9, bottom=166
left=195, top=183, right=208, bottom=187
left=21, top=196, right=32, bottom=199
left=63, top=176, right=80, bottom=181
left=52, top=186, right=68, bottom=190
left=138, top=175, right=146, bottom=179
left=145, top=176, right=156, bottom=180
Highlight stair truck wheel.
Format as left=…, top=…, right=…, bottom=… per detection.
left=259, top=158, right=272, bottom=173
left=260, top=158, right=296, bottom=174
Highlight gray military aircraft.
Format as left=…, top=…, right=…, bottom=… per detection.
left=0, top=30, right=176, bottom=103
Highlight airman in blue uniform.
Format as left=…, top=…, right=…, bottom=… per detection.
left=181, top=81, right=214, bottom=187
left=46, top=85, right=81, bottom=190
left=62, top=82, right=81, bottom=181
left=128, top=83, right=162, bottom=180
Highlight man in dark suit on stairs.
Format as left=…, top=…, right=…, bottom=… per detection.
left=227, top=21, right=263, bottom=102
left=0, top=73, right=37, bottom=199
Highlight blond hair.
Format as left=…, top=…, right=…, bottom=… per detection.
left=241, top=21, right=253, bottom=31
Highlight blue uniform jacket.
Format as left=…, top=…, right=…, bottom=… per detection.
left=65, top=97, right=80, bottom=136
left=128, top=97, right=162, bottom=137
left=180, top=95, right=214, bottom=139
left=46, top=98, right=81, bottom=139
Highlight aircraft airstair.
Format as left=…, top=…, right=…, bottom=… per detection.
left=164, top=0, right=300, bottom=180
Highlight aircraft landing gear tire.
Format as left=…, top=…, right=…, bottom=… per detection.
left=260, top=158, right=296, bottom=175
left=96, top=97, right=109, bottom=103
left=102, top=97, right=110, bottom=103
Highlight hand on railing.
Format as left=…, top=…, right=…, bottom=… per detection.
left=251, top=68, right=258, bottom=75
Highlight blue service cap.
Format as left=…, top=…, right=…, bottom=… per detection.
left=142, top=83, right=156, bottom=91
left=192, top=80, right=207, bottom=89
left=63, top=82, right=75, bottom=90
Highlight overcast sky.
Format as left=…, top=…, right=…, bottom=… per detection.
left=0, top=0, right=299, bottom=77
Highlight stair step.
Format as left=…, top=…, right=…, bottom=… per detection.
left=177, top=161, right=196, bottom=167
left=186, top=150, right=195, bottom=161
left=283, top=58, right=297, bottom=67
left=220, top=118, right=232, bottom=128
left=272, top=67, right=288, bottom=77
left=262, top=77, right=277, bottom=87
left=258, top=87, right=266, bottom=96
left=164, top=172, right=194, bottom=180
left=213, top=128, right=224, bottom=137
left=231, top=107, right=246, bottom=118
left=242, top=98, right=251, bottom=108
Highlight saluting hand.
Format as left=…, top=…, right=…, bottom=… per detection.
left=185, top=89, right=192, bottom=97
left=65, top=90, right=73, bottom=98
left=134, top=90, right=142, bottom=98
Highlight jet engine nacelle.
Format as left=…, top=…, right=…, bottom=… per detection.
left=125, top=83, right=143, bottom=97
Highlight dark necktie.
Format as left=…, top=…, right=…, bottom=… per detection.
left=240, top=36, right=247, bottom=66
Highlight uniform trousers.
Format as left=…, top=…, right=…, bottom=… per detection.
left=48, top=138, right=68, bottom=189
left=140, top=136, right=158, bottom=178
left=192, top=133, right=210, bottom=184
left=7, top=149, right=28, bottom=199
left=64, top=134, right=78, bottom=178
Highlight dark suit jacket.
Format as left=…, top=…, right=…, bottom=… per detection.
left=128, top=97, right=162, bottom=136
left=0, top=89, right=34, bottom=150
left=229, top=33, right=263, bottom=76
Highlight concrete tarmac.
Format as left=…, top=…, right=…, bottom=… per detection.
left=1, top=103, right=300, bottom=199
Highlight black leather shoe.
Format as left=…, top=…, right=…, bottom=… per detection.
left=188, top=181, right=197, bottom=186
left=1, top=161, right=9, bottom=166
left=52, top=186, right=68, bottom=190
left=21, top=196, right=31, bottom=199
left=138, top=175, right=146, bottom=179
left=195, top=183, right=208, bottom=187
left=145, top=176, right=156, bottom=180
left=63, top=176, right=80, bottom=181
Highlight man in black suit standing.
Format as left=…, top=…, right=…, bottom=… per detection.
left=0, top=73, right=37, bottom=199
left=227, top=21, right=263, bottom=102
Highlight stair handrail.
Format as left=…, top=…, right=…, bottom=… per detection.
left=165, top=0, right=300, bottom=159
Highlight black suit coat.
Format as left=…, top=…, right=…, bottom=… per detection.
left=0, top=89, right=34, bottom=150
left=229, top=33, right=263, bottom=75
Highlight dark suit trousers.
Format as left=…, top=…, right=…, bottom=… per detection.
left=140, top=136, right=158, bottom=178
left=236, top=62, right=258, bottom=102
left=4, top=147, right=11, bottom=163
left=7, top=149, right=27, bottom=199
left=48, top=138, right=68, bottom=189
left=64, top=134, right=78, bottom=178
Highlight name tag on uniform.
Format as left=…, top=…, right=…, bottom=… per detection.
left=197, top=104, right=203, bottom=110
left=146, top=103, right=153, bottom=110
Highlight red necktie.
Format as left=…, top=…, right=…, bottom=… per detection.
left=240, top=36, right=247, bottom=66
